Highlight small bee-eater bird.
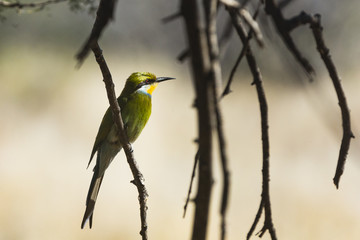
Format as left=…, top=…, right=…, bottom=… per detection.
left=81, top=72, right=174, bottom=229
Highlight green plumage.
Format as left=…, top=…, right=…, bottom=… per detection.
left=81, top=72, right=174, bottom=229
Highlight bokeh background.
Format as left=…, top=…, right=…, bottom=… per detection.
left=1, top=0, right=360, bottom=239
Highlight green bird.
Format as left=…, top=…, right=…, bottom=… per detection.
left=81, top=72, right=174, bottom=229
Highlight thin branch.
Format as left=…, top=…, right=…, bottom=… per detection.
left=277, top=11, right=354, bottom=187
left=183, top=149, right=200, bottom=218
left=239, top=8, right=264, bottom=47
left=264, top=0, right=315, bottom=80
left=90, top=43, right=148, bottom=240
left=247, top=199, right=264, bottom=239
left=222, top=3, right=261, bottom=98
left=308, top=14, right=354, bottom=188
left=0, top=0, right=65, bottom=9
left=162, top=11, right=182, bottom=23
left=227, top=8, right=277, bottom=240
left=76, top=0, right=117, bottom=64
left=221, top=37, right=249, bottom=98
left=213, top=90, right=230, bottom=240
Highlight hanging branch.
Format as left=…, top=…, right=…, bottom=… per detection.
left=263, top=6, right=354, bottom=187
left=285, top=12, right=354, bottom=188
left=309, top=15, right=354, bottom=188
left=227, top=7, right=277, bottom=240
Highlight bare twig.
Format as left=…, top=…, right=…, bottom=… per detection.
left=90, top=43, right=148, bottom=240
left=264, top=0, right=315, bottom=80
left=227, top=8, right=277, bottom=240
left=183, top=149, right=200, bottom=218
left=213, top=91, right=230, bottom=240
left=0, top=0, right=65, bottom=9
left=239, top=8, right=264, bottom=47
left=308, top=14, right=354, bottom=188
left=162, top=11, right=182, bottom=23
left=247, top=199, right=264, bottom=239
left=276, top=11, right=354, bottom=187
left=76, top=0, right=117, bottom=64
left=221, top=37, right=249, bottom=98
left=222, top=3, right=261, bottom=98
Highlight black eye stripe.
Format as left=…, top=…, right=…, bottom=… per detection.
left=136, top=78, right=153, bottom=89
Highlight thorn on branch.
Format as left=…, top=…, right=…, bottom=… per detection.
left=162, top=11, right=182, bottom=23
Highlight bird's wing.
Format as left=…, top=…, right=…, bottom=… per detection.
left=87, top=96, right=127, bottom=168
left=87, top=107, right=113, bottom=168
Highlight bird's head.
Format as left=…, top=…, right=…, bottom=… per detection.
left=121, top=72, right=174, bottom=97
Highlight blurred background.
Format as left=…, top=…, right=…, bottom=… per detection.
left=0, top=0, right=360, bottom=239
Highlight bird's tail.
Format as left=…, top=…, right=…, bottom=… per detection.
left=81, top=164, right=104, bottom=229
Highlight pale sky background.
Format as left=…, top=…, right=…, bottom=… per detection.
left=0, top=1, right=360, bottom=240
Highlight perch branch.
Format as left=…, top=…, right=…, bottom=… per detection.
left=90, top=43, right=148, bottom=240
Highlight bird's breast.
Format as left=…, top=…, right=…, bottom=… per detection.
left=121, top=92, right=152, bottom=143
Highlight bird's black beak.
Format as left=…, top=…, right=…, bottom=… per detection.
left=156, top=77, right=175, bottom=83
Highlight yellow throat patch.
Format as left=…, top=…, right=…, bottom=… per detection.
left=146, top=83, right=158, bottom=95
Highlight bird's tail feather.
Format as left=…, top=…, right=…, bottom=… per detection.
left=81, top=164, right=104, bottom=229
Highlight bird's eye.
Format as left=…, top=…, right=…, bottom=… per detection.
left=145, top=79, right=151, bottom=84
